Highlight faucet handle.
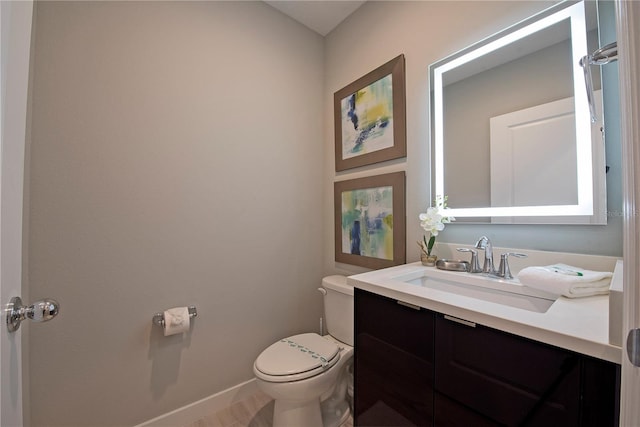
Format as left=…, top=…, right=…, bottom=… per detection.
left=497, top=252, right=528, bottom=279
left=456, top=248, right=482, bottom=273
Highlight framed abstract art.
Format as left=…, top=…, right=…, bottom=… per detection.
left=334, top=172, right=406, bottom=269
left=334, top=55, right=406, bottom=171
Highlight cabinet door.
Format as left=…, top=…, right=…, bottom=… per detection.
left=580, top=355, right=620, bottom=427
left=355, top=289, right=435, bottom=426
left=434, top=314, right=581, bottom=427
left=434, top=392, right=500, bottom=427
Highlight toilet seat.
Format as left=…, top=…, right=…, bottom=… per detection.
left=254, top=333, right=340, bottom=383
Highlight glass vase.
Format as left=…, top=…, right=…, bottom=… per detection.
left=421, top=253, right=437, bottom=267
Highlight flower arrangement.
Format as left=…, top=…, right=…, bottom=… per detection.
left=418, top=195, right=454, bottom=257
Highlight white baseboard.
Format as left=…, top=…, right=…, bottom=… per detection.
left=135, top=378, right=259, bottom=427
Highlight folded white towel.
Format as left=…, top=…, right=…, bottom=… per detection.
left=517, top=263, right=613, bottom=298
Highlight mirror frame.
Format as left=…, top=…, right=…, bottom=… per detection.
left=431, top=1, right=594, bottom=218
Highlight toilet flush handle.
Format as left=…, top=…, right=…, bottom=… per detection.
left=317, top=287, right=327, bottom=295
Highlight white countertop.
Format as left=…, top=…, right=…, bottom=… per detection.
left=348, top=262, right=622, bottom=364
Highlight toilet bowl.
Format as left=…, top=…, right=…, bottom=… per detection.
left=253, top=276, right=353, bottom=427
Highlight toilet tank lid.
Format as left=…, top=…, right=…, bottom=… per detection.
left=322, top=275, right=352, bottom=295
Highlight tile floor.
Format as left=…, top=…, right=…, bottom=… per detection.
left=184, top=390, right=353, bottom=427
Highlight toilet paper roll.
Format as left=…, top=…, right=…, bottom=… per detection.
left=163, top=307, right=190, bottom=336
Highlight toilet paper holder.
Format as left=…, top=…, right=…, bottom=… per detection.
left=152, top=306, right=197, bottom=328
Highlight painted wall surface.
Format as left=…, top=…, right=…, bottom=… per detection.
left=27, top=1, right=323, bottom=425
left=324, top=0, right=623, bottom=281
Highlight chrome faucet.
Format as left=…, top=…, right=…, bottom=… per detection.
left=474, top=236, right=495, bottom=274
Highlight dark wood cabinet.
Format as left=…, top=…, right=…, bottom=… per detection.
left=435, top=313, right=581, bottom=426
left=354, top=288, right=435, bottom=426
left=354, top=289, right=620, bottom=427
left=579, top=355, right=621, bottom=427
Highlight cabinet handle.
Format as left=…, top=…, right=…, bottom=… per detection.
left=397, top=300, right=421, bottom=310
left=444, top=314, right=476, bottom=328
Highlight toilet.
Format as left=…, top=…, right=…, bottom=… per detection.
left=253, top=275, right=353, bottom=427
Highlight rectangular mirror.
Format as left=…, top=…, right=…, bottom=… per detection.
left=430, top=1, right=607, bottom=224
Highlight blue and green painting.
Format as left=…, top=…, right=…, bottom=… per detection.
left=341, top=186, right=393, bottom=260
left=341, top=74, right=394, bottom=160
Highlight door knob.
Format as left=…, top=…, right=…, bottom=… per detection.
left=5, top=296, right=59, bottom=332
left=627, top=328, right=640, bottom=367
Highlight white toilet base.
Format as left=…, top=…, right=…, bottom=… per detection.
left=273, top=397, right=323, bottom=427
left=321, top=397, right=351, bottom=427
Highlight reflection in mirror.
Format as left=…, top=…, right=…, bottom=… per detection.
left=430, top=1, right=607, bottom=224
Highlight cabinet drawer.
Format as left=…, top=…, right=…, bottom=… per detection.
left=435, top=314, right=581, bottom=426
left=355, top=289, right=434, bottom=360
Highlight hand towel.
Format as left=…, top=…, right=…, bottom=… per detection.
left=517, top=263, right=613, bottom=298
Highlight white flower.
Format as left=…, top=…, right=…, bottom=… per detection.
left=418, top=195, right=454, bottom=256
left=419, top=195, right=454, bottom=237
left=419, top=208, right=445, bottom=235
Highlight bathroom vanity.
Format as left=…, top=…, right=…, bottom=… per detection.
left=349, top=262, right=621, bottom=427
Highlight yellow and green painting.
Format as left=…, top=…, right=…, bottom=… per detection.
left=341, top=185, right=394, bottom=260
left=341, top=74, right=394, bottom=160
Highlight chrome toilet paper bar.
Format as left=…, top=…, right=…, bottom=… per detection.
left=152, top=306, right=197, bottom=328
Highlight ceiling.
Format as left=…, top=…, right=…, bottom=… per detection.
left=264, top=1, right=366, bottom=36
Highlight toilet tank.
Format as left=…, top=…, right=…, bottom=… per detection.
left=321, top=275, right=354, bottom=346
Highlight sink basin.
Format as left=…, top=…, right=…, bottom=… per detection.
left=394, top=268, right=558, bottom=313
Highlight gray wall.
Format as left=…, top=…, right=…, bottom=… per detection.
left=27, top=2, right=324, bottom=425
left=324, top=0, right=623, bottom=283
left=25, top=1, right=623, bottom=425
